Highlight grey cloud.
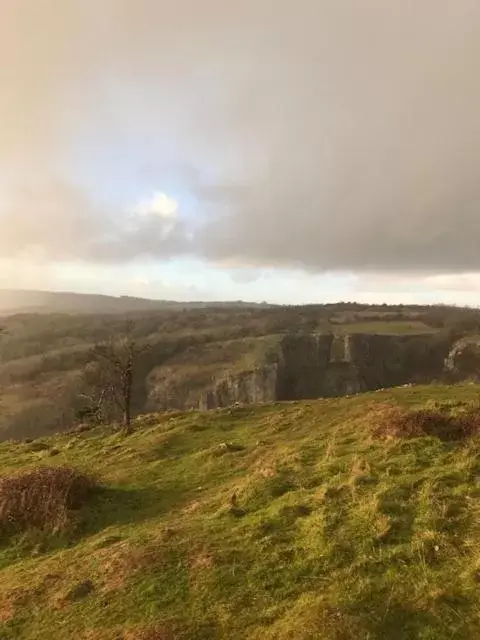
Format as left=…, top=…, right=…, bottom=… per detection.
left=0, top=182, right=190, bottom=263
left=2, top=2, right=480, bottom=274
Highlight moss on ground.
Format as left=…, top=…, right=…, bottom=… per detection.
left=0, top=384, right=480, bottom=638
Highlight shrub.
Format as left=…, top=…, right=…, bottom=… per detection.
left=372, top=403, right=480, bottom=441
left=0, top=466, right=97, bottom=535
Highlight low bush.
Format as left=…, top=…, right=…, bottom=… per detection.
left=372, top=403, right=480, bottom=441
left=0, top=466, right=97, bottom=535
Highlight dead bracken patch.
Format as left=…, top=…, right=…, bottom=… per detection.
left=0, top=587, right=30, bottom=622
left=257, top=465, right=277, bottom=478
left=253, top=455, right=278, bottom=478
left=0, top=466, right=97, bottom=535
left=189, top=549, right=214, bottom=572
left=371, top=403, right=480, bottom=441
left=1, top=572, right=62, bottom=620
left=96, top=541, right=162, bottom=593
left=181, top=500, right=202, bottom=515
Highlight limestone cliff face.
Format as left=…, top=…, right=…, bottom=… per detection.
left=199, top=364, right=279, bottom=409
left=147, top=331, right=459, bottom=411
left=275, top=334, right=332, bottom=400
left=275, top=332, right=453, bottom=401
left=444, top=336, right=480, bottom=378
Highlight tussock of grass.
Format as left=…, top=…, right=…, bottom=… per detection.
left=0, top=466, right=96, bottom=535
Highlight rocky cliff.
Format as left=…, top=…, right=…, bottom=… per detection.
left=199, top=365, right=279, bottom=409
left=444, top=335, right=480, bottom=378
left=147, top=331, right=461, bottom=411
left=276, top=332, right=453, bottom=400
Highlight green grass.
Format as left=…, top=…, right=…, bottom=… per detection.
left=332, top=320, right=436, bottom=334
left=1, top=384, right=480, bottom=638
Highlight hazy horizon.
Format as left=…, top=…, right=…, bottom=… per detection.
left=0, top=286, right=477, bottom=312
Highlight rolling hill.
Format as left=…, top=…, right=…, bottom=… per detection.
left=0, top=289, right=272, bottom=316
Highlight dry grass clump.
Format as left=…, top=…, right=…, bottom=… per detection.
left=371, top=403, right=480, bottom=441
left=95, top=541, right=162, bottom=593
left=0, top=466, right=97, bottom=535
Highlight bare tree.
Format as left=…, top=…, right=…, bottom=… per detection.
left=0, top=327, right=6, bottom=360
left=83, top=321, right=148, bottom=434
left=76, top=372, right=109, bottom=425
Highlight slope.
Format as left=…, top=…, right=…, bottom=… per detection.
left=1, top=384, right=480, bottom=639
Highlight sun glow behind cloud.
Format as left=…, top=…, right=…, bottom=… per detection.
left=133, top=192, right=179, bottom=219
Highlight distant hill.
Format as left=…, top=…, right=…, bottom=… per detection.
left=0, top=289, right=272, bottom=315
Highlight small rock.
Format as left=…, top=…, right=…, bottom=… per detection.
left=213, top=442, right=246, bottom=456
left=66, top=579, right=94, bottom=602
left=215, top=443, right=229, bottom=455
left=49, top=448, right=61, bottom=457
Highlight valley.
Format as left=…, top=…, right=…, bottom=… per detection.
left=0, top=300, right=480, bottom=440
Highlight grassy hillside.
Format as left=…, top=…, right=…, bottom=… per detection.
left=1, top=384, right=480, bottom=638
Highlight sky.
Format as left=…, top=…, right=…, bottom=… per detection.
left=2, top=1, right=480, bottom=305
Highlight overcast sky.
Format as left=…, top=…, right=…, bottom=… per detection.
left=2, top=0, right=480, bottom=305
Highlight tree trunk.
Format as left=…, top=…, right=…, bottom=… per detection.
left=122, top=366, right=133, bottom=434
left=123, top=404, right=132, bottom=434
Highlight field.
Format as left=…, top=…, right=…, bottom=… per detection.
left=1, top=384, right=480, bottom=638
left=332, top=320, right=435, bottom=334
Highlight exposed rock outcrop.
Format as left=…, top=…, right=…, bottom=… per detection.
left=147, top=331, right=463, bottom=411
left=275, top=332, right=453, bottom=400
left=199, top=365, right=279, bottom=409
left=445, top=336, right=480, bottom=378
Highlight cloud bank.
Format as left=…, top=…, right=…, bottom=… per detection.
left=2, top=1, right=480, bottom=275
